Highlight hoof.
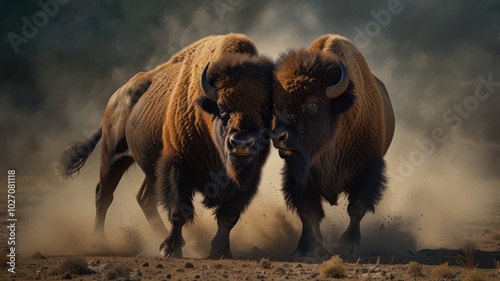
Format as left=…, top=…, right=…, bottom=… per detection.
left=160, top=246, right=183, bottom=258
left=291, top=242, right=331, bottom=260
left=338, top=241, right=361, bottom=258
left=207, top=249, right=233, bottom=260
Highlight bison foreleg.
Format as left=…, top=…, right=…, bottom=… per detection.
left=208, top=212, right=238, bottom=259
left=160, top=208, right=188, bottom=258
left=208, top=186, right=257, bottom=259
left=340, top=157, right=387, bottom=255
left=157, top=160, right=195, bottom=258
left=293, top=208, right=328, bottom=259
left=284, top=179, right=327, bottom=258
left=339, top=199, right=366, bottom=255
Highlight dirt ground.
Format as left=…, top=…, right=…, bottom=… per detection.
left=2, top=166, right=499, bottom=280
left=2, top=229, right=499, bottom=281
left=1, top=248, right=499, bottom=280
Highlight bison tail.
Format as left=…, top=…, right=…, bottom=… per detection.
left=58, top=127, right=102, bottom=179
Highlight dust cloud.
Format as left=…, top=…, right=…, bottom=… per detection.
left=2, top=1, right=499, bottom=259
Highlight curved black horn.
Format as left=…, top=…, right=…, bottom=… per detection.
left=200, top=62, right=217, bottom=101
left=325, top=58, right=349, bottom=99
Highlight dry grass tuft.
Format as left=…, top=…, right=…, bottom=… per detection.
left=430, top=262, right=456, bottom=279
left=458, top=240, right=478, bottom=270
left=407, top=261, right=425, bottom=280
left=463, top=270, right=489, bottom=281
left=320, top=255, right=346, bottom=279
left=259, top=258, right=271, bottom=269
left=48, top=256, right=93, bottom=276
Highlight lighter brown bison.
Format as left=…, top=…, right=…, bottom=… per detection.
left=271, top=34, right=395, bottom=257
left=58, top=34, right=274, bottom=259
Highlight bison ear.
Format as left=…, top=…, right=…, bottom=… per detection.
left=197, top=97, right=219, bottom=115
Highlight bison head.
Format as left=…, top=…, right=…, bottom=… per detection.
left=199, top=54, right=274, bottom=188
left=271, top=49, right=355, bottom=185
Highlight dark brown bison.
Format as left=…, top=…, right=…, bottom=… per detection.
left=270, top=34, right=395, bottom=257
left=58, top=34, right=274, bottom=259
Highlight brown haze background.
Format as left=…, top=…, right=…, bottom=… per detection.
left=0, top=0, right=499, bottom=259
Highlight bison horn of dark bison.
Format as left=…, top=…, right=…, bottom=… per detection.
left=200, top=62, right=217, bottom=102
left=325, top=58, right=349, bottom=99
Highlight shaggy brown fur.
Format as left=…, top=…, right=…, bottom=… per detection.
left=58, top=34, right=274, bottom=259
left=271, top=34, right=395, bottom=258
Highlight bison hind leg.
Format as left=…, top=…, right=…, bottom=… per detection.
left=340, top=157, right=387, bottom=255
left=93, top=155, right=135, bottom=237
left=136, top=177, right=168, bottom=238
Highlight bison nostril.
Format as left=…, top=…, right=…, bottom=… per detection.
left=230, top=135, right=255, bottom=148
left=274, top=131, right=288, bottom=142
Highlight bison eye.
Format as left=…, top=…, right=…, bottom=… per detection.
left=218, top=107, right=229, bottom=122
left=305, top=102, right=319, bottom=115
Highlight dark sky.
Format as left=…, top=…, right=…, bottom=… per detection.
left=1, top=0, right=499, bottom=181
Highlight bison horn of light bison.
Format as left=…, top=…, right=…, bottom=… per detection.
left=58, top=33, right=275, bottom=259
left=271, top=34, right=395, bottom=257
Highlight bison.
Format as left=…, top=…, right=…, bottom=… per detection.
left=58, top=34, right=274, bottom=259
left=270, top=34, right=395, bottom=257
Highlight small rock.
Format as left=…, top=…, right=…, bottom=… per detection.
left=295, top=264, right=302, bottom=268
left=176, top=268, right=185, bottom=272
left=195, top=274, right=200, bottom=279
left=222, top=273, right=229, bottom=278
left=275, top=268, right=286, bottom=275
left=156, top=264, right=164, bottom=269
left=310, top=272, right=319, bottom=278
left=130, top=270, right=143, bottom=280
left=184, top=262, right=194, bottom=269
left=32, top=252, right=46, bottom=259
left=142, top=262, right=149, bottom=267
left=214, top=263, right=223, bottom=269
left=166, top=273, right=172, bottom=279
left=88, top=259, right=100, bottom=266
